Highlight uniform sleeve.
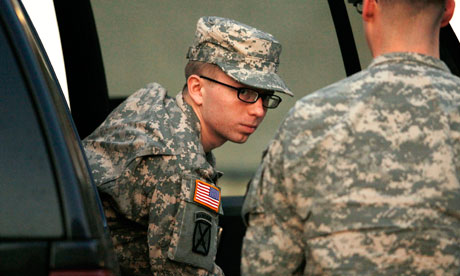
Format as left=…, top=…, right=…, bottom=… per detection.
left=146, top=158, right=224, bottom=275
left=241, top=135, right=306, bottom=275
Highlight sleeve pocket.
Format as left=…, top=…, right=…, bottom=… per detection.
left=167, top=176, right=223, bottom=272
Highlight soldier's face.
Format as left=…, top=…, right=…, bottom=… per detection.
left=199, top=70, right=268, bottom=148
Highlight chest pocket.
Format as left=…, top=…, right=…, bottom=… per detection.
left=167, top=176, right=223, bottom=272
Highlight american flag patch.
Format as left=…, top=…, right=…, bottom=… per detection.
left=193, top=180, right=221, bottom=212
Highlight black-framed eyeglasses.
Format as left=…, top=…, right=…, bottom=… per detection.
left=199, top=75, right=282, bottom=109
left=348, top=0, right=363, bottom=14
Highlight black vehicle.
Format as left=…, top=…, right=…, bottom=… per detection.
left=1, top=0, right=459, bottom=275
left=0, top=0, right=119, bottom=275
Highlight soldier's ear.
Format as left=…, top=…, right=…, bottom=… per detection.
left=187, top=75, right=204, bottom=106
left=362, top=0, right=377, bottom=22
left=441, top=0, right=455, bottom=27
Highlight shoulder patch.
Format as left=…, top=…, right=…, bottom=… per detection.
left=193, top=179, right=221, bottom=212
left=193, top=211, right=212, bottom=256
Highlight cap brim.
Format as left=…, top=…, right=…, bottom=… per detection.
left=216, top=62, right=294, bottom=97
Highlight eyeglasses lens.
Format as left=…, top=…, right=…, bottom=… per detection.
left=238, top=89, right=259, bottom=102
left=356, top=2, right=363, bottom=14
left=262, top=97, right=277, bottom=108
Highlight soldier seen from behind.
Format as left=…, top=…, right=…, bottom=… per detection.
left=242, top=0, right=460, bottom=275
left=83, top=16, right=292, bottom=276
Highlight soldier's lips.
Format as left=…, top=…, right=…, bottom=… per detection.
left=240, top=124, right=258, bottom=134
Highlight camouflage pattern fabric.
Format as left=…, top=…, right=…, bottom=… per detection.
left=186, top=16, right=293, bottom=96
left=242, top=52, right=460, bottom=275
left=83, top=83, right=224, bottom=276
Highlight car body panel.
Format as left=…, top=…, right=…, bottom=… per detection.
left=0, top=0, right=119, bottom=274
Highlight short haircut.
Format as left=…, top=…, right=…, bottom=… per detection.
left=182, top=61, right=220, bottom=93
left=379, top=0, right=446, bottom=22
left=379, top=0, right=445, bottom=5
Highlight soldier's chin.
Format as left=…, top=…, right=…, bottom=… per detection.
left=229, top=135, right=250, bottom=144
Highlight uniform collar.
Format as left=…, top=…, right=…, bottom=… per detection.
left=176, top=91, right=202, bottom=133
left=175, top=91, right=222, bottom=176
left=368, top=52, right=450, bottom=72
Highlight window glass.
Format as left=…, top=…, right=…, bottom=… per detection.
left=0, top=21, right=63, bottom=238
left=91, top=1, right=348, bottom=195
left=20, top=0, right=106, bottom=236
left=450, top=3, right=460, bottom=40
left=22, top=0, right=69, bottom=106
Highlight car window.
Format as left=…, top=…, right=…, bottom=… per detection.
left=90, top=1, right=348, bottom=196
left=0, top=20, right=64, bottom=238
left=450, top=3, right=460, bottom=39
left=21, top=0, right=69, bottom=106
left=19, top=0, right=108, bottom=237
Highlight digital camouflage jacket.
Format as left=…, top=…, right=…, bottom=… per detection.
left=242, top=52, right=460, bottom=275
left=83, top=83, right=224, bottom=276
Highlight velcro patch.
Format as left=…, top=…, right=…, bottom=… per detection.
left=193, top=180, right=221, bottom=212
left=193, top=212, right=212, bottom=256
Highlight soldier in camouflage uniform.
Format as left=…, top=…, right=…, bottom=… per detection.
left=83, top=16, right=291, bottom=276
left=242, top=0, right=460, bottom=275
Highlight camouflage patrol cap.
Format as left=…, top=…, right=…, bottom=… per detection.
left=186, top=16, right=293, bottom=96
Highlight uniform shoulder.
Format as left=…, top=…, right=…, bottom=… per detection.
left=82, top=82, right=179, bottom=185
left=288, top=72, right=365, bottom=120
